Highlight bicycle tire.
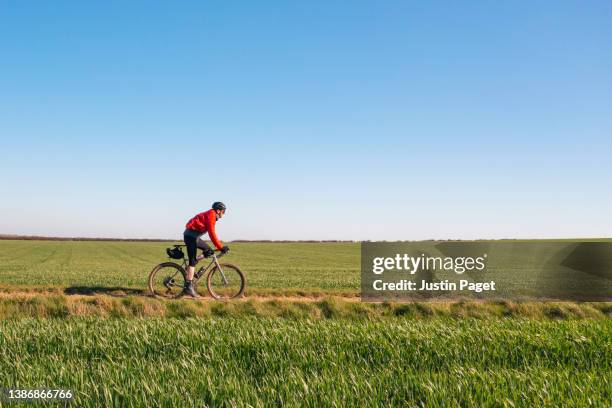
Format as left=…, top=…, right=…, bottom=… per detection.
left=206, top=263, right=246, bottom=300
left=148, top=262, right=186, bottom=298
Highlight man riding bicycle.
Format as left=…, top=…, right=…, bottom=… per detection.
left=181, top=201, right=229, bottom=297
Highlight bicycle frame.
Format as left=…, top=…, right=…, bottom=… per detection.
left=173, top=246, right=229, bottom=285
left=194, top=252, right=228, bottom=284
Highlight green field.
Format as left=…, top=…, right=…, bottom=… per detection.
left=0, top=240, right=359, bottom=291
left=0, top=240, right=610, bottom=407
left=1, top=318, right=610, bottom=407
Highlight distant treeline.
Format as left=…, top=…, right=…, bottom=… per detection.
left=0, top=235, right=357, bottom=243
left=231, top=240, right=358, bottom=243
left=0, top=235, right=171, bottom=242
left=5, top=235, right=577, bottom=243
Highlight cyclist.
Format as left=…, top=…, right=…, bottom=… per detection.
left=181, top=201, right=229, bottom=297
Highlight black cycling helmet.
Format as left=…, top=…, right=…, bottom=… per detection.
left=212, top=201, right=226, bottom=211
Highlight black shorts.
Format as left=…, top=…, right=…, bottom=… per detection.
left=183, top=229, right=212, bottom=267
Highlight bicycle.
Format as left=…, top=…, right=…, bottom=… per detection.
left=148, top=245, right=246, bottom=300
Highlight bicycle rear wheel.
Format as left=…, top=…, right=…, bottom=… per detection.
left=206, top=263, right=246, bottom=300
left=148, top=262, right=185, bottom=298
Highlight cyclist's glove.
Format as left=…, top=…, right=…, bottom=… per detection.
left=220, top=246, right=230, bottom=254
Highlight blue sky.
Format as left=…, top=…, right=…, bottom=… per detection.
left=1, top=1, right=611, bottom=240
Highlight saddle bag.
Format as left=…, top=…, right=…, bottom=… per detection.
left=166, top=247, right=184, bottom=260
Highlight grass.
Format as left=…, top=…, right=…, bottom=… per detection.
left=0, top=240, right=359, bottom=290
left=0, top=293, right=609, bottom=319
left=0, top=240, right=610, bottom=407
left=0, top=318, right=609, bottom=407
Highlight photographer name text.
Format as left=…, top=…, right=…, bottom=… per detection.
left=372, top=279, right=496, bottom=292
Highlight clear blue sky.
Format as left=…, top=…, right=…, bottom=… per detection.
left=1, top=1, right=611, bottom=240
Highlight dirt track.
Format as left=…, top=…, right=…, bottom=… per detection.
left=0, top=284, right=360, bottom=301
left=0, top=290, right=360, bottom=303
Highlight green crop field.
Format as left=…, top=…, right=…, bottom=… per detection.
left=1, top=318, right=610, bottom=407
left=0, top=240, right=359, bottom=291
left=0, top=240, right=610, bottom=407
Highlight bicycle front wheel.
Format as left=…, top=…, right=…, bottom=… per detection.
left=206, top=263, right=246, bottom=300
left=148, top=262, right=185, bottom=298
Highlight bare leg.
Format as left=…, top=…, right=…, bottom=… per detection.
left=186, top=266, right=195, bottom=281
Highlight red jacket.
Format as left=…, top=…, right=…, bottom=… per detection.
left=185, top=209, right=223, bottom=250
